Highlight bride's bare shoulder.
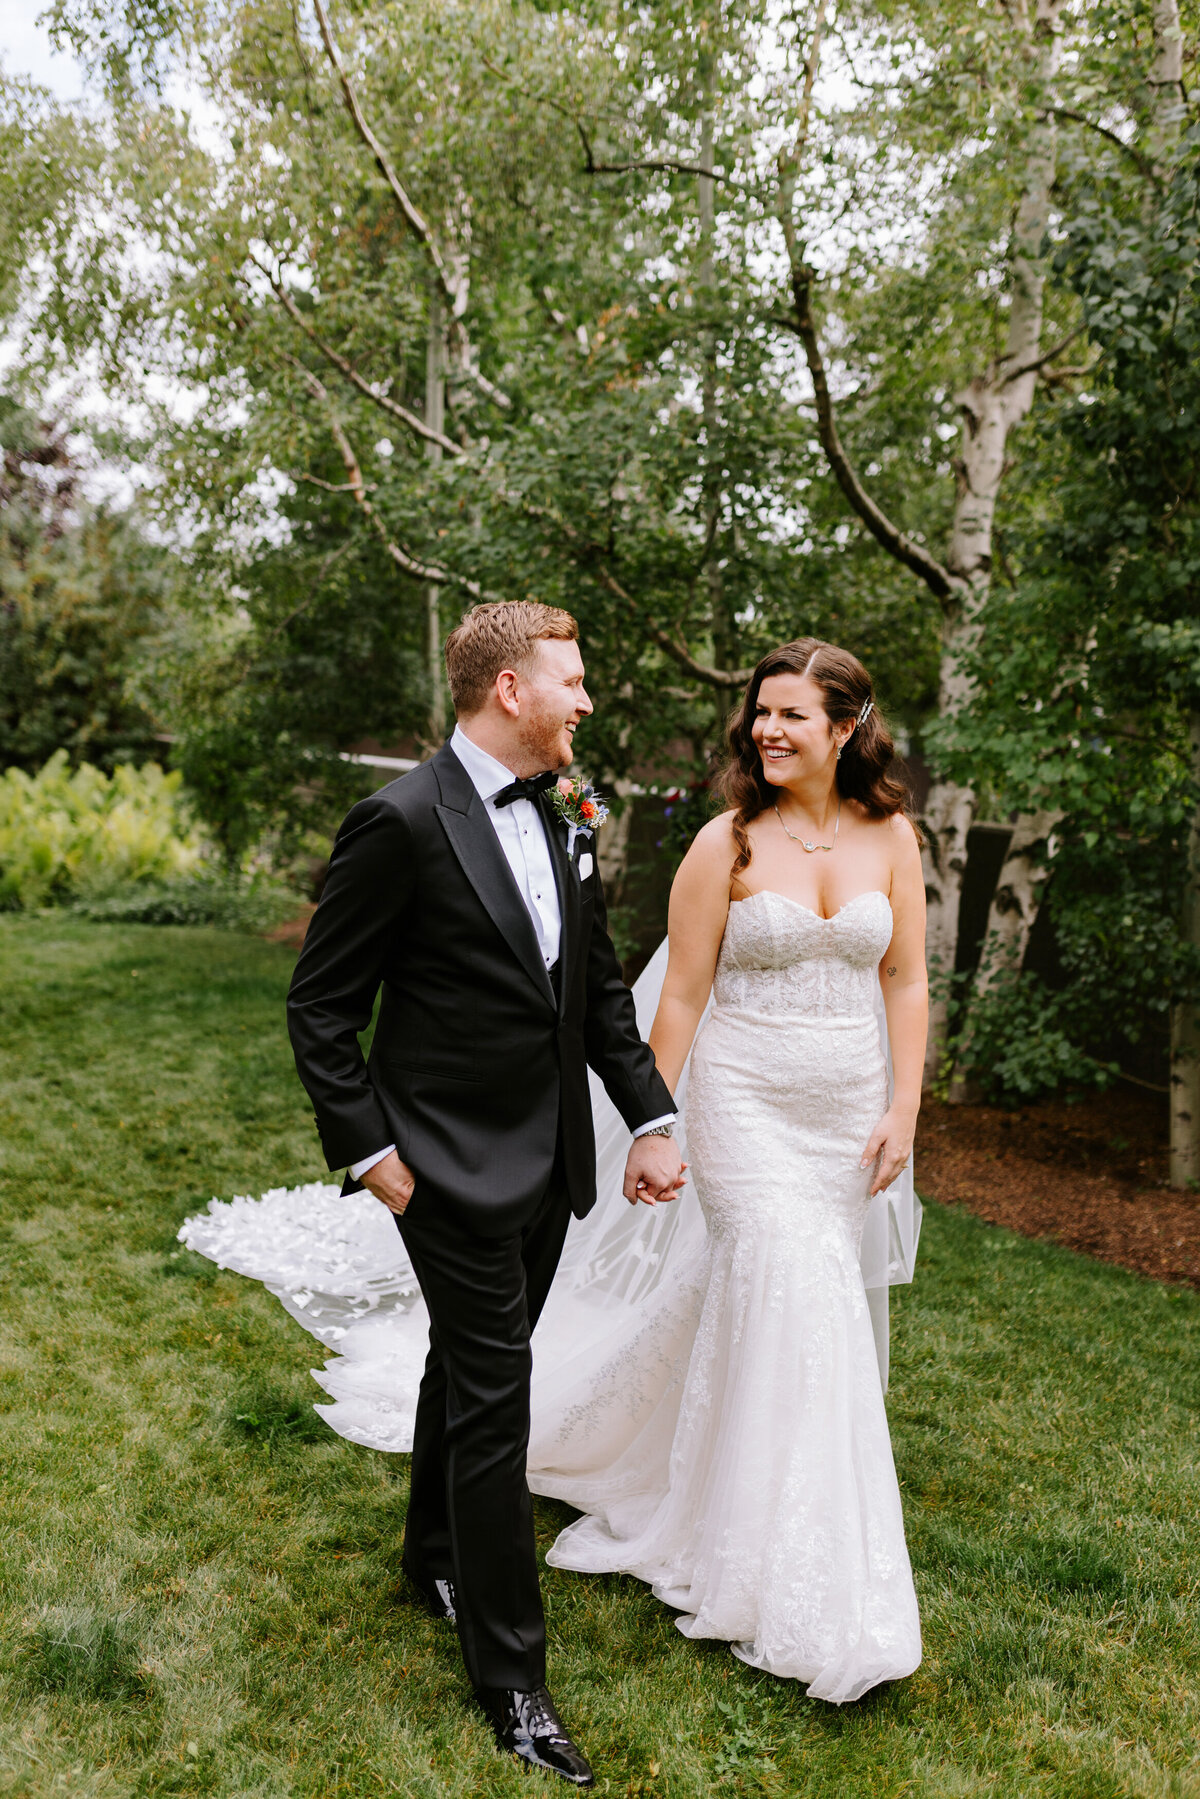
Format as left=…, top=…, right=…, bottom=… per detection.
left=669, top=813, right=739, bottom=941
left=882, top=809, right=922, bottom=862
left=673, top=812, right=738, bottom=895
left=683, top=810, right=739, bottom=866
left=852, top=803, right=920, bottom=852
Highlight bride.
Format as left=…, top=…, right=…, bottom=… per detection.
left=182, top=636, right=924, bottom=1705
left=530, top=636, right=925, bottom=1699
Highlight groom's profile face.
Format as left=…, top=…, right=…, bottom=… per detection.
left=515, top=637, right=593, bottom=772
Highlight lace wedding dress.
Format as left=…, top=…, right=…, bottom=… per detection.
left=531, top=890, right=921, bottom=1699
left=181, top=891, right=921, bottom=1703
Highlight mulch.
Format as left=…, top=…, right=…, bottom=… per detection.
left=268, top=909, right=1198, bottom=1289
left=915, top=1087, right=1200, bottom=1289
left=265, top=903, right=316, bottom=949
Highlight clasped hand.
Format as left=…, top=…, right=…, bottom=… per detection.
left=623, top=1134, right=687, bottom=1207
left=860, top=1106, right=916, bottom=1198
left=362, top=1140, right=687, bottom=1215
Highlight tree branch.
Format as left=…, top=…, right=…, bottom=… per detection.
left=576, top=116, right=741, bottom=185
left=311, top=4, right=511, bottom=413
left=776, top=0, right=831, bottom=268
left=292, top=473, right=375, bottom=493
left=1040, top=359, right=1100, bottom=387
left=290, top=354, right=747, bottom=682
left=586, top=152, right=742, bottom=184
left=784, top=267, right=961, bottom=606
left=588, top=559, right=753, bottom=688
left=1049, top=106, right=1161, bottom=182
left=772, top=6, right=963, bottom=610
left=288, top=357, right=483, bottom=596
left=454, top=358, right=512, bottom=412
left=310, top=0, right=467, bottom=319
left=498, top=483, right=750, bottom=686
left=478, top=57, right=744, bottom=191
left=998, top=321, right=1087, bottom=386
left=255, top=254, right=465, bottom=457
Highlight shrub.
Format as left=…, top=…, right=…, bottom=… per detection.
left=70, top=868, right=302, bottom=933
left=0, top=751, right=199, bottom=908
left=942, top=948, right=1117, bottom=1107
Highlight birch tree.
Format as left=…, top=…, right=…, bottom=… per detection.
left=921, top=2, right=1200, bottom=1144
left=949, top=0, right=1192, bottom=1101
left=780, top=2, right=1073, bottom=1078
left=32, top=0, right=1192, bottom=1044
left=1143, top=0, right=1200, bottom=1182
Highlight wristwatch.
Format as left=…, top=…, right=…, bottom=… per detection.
left=640, top=1124, right=675, bottom=1138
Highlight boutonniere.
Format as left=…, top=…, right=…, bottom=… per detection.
left=551, top=775, right=610, bottom=858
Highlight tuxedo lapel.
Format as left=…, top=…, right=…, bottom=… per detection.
left=541, top=795, right=581, bottom=1020
left=432, top=744, right=557, bottom=1013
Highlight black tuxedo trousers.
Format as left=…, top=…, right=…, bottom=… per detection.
left=286, top=742, right=673, bottom=1690
left=397, top=1159, right=571, bottom=1689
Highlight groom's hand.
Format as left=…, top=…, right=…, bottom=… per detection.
left=361, top=1149, right=417, bottom=1216
left=623, top=1135, right=686, bottom=1206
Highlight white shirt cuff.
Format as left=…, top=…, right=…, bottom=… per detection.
left=350, top=1144, right=396, bottom=1180
left=632, top=1114, right=676, bottom=1138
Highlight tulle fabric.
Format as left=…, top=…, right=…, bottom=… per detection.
left=180, top=905, right=922, bottom=1698
left=179, top=935, right=919, bottom=1441
left=533, top=892, right=921, bottom=1698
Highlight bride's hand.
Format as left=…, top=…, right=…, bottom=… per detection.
left=362, top=1150, right=417, bottom=1216
left=860, top=1108, right=916, bottom=1197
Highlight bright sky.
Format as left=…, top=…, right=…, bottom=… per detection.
left=0, top=4, right=87, bottom=101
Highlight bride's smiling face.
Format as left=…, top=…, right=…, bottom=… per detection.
left=752, top=672, right=844, bottom=788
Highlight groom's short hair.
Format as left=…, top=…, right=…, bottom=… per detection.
left=445, top=601, right=580, bottom=717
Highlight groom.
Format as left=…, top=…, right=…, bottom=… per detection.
left=287, top=602, right=681, bottom=1786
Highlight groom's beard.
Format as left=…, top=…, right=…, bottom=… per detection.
left=518, top=703, right=576, bottom=773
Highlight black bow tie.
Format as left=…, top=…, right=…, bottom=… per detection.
left=492, top=770, right=558, bottom=809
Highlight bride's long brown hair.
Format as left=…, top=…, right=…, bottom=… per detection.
left=714, top=638, right=916, bottom=878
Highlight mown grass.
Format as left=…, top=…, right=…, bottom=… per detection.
left=0, top=914, right=1198, bottom=1798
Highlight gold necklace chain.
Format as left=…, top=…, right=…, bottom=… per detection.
left=774, top=797, right=841, bottom=854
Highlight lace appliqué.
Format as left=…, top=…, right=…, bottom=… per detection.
left=541, top=888, right=921, bottom=1703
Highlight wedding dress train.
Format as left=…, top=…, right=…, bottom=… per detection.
left=181, top=893, right=921, bottom=1702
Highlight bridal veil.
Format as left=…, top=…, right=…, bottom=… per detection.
left=180, top=938, right=921, bottom=1454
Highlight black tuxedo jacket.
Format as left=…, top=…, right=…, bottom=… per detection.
left=287, top=741, right=675, bottom=1235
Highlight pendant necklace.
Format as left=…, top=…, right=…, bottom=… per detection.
left=774, top=797, right=841, bottom=854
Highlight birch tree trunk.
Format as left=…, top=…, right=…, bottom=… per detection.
left=923, top=0, right=1064, bottom=1082
left=423, top=284, right=447, bottom=750
left=1145, top=0, right=1198, bottom=1182
left=597, top=780, right=636, bottom=895
left=953, top=0, right=1188, bottom=1110
left=1170, top=712, right=1200, bottom=1184
left=698, top=91, right=736, bottom=735
left=947, top=809, right=1059, bottom=1101
left=1148, top=0, right=1185, bottom=135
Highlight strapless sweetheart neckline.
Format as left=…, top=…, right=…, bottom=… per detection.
left=732, top=888, right=891, bottom=925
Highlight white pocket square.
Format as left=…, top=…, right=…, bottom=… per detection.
left=577, top=851, right=594, bottom=880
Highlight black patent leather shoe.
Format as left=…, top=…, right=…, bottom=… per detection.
left=475, top=1685, right=595, bottom=1787
left=403, top=1563, right=457, bottom=1622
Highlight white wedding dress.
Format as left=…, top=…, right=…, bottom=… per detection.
left=181, top=889, right=922, bottom=1703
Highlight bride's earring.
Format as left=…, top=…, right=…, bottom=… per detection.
left=836, top=744, right=843, bottom=762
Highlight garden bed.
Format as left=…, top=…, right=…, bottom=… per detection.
left=915, top=1087, right=1200, bottom=1288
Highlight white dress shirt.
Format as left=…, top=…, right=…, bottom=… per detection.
left=451, top=725, right=562, bottom=971
left=350, top=725, right=673, bottom=1178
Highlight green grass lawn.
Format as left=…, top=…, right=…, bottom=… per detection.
left=1, top=915, right=1198, bottom=1799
